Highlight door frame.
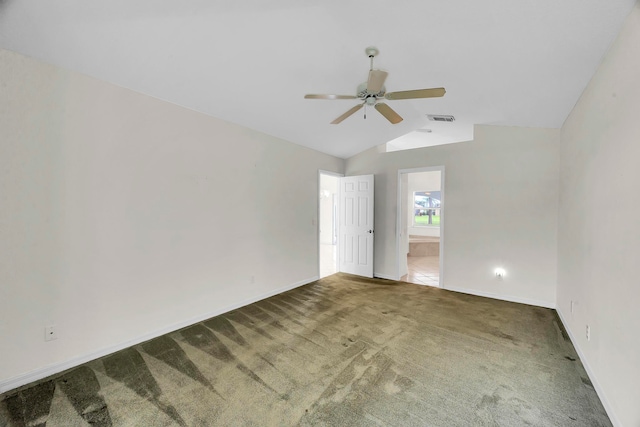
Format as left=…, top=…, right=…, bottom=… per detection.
left=396, top=166, right=445, bottom=287
left=318, top=170, right=344, bottom=279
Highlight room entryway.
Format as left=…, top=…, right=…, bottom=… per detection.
left=319, top=171, right=341, bottom=278
left=319, top=171, right=375, bottom=279
left=397, top=167, right=444, bottom=287
left=403, top=236, right=440, bottom=286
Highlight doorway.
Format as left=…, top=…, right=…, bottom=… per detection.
left=319, top=171, right=341, bottom=278
left=397, top=167, right=444, bottom=287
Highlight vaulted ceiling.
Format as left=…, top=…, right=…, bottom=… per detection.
left=0, top=0, right=635, bottom=158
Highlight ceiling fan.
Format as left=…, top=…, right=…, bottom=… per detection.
left=305, top=47, right=446, bottom=125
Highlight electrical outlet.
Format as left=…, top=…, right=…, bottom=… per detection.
left=586, top=325, right=591, bottom=341
left=571, top=300, right=575, bottom=314
left=45, top=325, right=57, bottom=341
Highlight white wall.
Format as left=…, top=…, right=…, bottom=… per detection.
left=407, top=171, right=441, bottom=237
left=557, top=3, right=640, bottom=426
left=346, top=125, right=560, bottom=307
left=0, top=49, right=343, bottom=389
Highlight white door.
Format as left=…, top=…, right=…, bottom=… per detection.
left=339, top=174, right=374, bottom=277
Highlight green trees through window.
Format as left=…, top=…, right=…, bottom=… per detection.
left=414, top=191, right=441, bottom=227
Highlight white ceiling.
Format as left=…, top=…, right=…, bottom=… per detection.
left=0, top=0, right=635, bottom=158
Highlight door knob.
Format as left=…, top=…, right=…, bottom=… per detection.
left=368, top=230, right=374, bottom=233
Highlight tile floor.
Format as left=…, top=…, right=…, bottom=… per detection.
left=401, top=255, right=440, bottom=287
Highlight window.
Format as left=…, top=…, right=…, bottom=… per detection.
left=413, top=191, right=441, bottom=227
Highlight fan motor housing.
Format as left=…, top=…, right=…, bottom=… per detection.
left=357, top=82, right=385, bottom=100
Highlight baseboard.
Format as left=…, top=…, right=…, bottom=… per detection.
left=0, top=276, right=319, bottom=394
left=373, top=272, right=396, bottom=281
left=444, top=286, right=556, bottom=309
left=556, top=308, right=621, bottom=427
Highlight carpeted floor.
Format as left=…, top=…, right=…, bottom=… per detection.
left=0, top=273, right=611, bottom=426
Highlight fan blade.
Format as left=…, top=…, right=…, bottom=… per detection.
left=367, top=70, right=388, bottom=94
left=305, top=94, right=357, bottom=100
left=331, top=104, right=364, bottom=124
left=375, top=103, right=403, bottom=124
left=384, top=87, right=446, bottom=100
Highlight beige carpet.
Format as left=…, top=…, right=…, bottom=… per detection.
left=0, top=273, right=611, bottom=426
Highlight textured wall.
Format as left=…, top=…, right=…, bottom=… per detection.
left=557, top=3, right=640, bottom=426
left=0, top=49, right=343, bottom=387
left=346, top=125, right=560, bottom=307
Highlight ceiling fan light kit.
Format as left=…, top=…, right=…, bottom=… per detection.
left=304, top=46, right=446, bottom=125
